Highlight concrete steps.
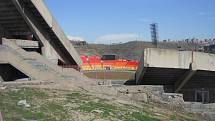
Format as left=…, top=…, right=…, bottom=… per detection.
left=0, top=45, right=90, bottom=82
left=2, top=39, right=89, bottom=81
left=0, top=45, right=62, bottom=80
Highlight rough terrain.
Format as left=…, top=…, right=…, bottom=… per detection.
left=0, top=80, right=205, bottom=121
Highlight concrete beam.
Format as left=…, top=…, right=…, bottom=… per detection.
left=136, top=67, right=147, bottom=85
left=30, top=0, right=53, bottom=27
left=3, top=39, right=39, bottom=49
left=135, top=51, right=148, bottom=84
left=30, top=0, right=82, bottom=66
left=13, top=5, right=60, bottom=63
left=11, top=0, right=48, bottom=48
left=175, top=63, right=197, bottom=92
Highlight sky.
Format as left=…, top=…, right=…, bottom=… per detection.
left=44, top=0, right=215, bottom=44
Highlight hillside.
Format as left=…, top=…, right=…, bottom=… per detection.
left=74, top=41, right=201, bottom=61
left=0, top=85, right=204, bottom=121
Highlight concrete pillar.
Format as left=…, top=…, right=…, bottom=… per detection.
left=41, top=36, right=58, bottom=64
left=136, top=67, right=147, bottom=85
left=0, top=76, right=3, bottom=82
left=0, top=40, right=1, bottom=45
left=0, top=27, right=3, bottom=44
left=175, top=63, right=197, bottom=92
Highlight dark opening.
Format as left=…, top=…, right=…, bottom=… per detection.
left=0, top=64, right=29, bottom=81
left=58, top=59, right=80, bottom=71
left=101, top=54, right=118, bottom=60
left=23, top=48, right=41, bottom=53
left=195, top=89, right=209, bottom=103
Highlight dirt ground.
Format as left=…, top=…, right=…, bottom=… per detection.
left=0, top=79, right=206, bottom=121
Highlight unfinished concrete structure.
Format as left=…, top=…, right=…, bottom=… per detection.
left=0, top=0, right=85, bottom=81
left=136, top=48, right=215, bottom=103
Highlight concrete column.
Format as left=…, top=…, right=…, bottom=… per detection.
left=175, top=63, right=197, bottom=92
left=136, top=67, right=147, bottom=85
left=0, top=36, right=2, bottom=45
left=0, top=27, right=3, bottom=44
left=0, top=76, right=3, bottom=82
left=41, top=36, right=58, bottom=64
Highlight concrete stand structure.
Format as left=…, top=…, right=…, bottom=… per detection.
left=136, top=48, right=215, bottom=103
left=0, top=0, right=85, bottom=81
left=0, top=0, right=81, bottom=66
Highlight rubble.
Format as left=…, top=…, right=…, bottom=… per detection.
left=92, top=110, right=103, bottom=114
left=0, top=111, right=3, bottom=121
left=0, top=86, right=6, bottom=90
left=0, top=79, right=6, bottom=90
left=17, top=100, right=31, bottom=108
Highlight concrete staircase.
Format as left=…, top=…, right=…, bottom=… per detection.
left=0, top=40, right=88, bottom=81
left=0, top=45, right=61, bottom=80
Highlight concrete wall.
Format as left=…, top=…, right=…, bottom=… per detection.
left=2, top=38, right=58, bottom=64
left=141, top=48, right=215, bottom=71
left=193, top=52, right=215, bottom=71
left=185, top=102, right=215, bottom=120
left=144, top=48, right=192, bottom=69
left=5, top=39, right=39, bottom=48
left=15, top=40, right=39, bottom=49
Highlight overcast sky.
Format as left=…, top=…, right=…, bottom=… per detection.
left=45, top=0, right=215, bottom=44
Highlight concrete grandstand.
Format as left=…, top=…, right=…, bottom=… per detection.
left=136, top=48, right=215, bottom=103
left=0, top=0, right=85, bottom=81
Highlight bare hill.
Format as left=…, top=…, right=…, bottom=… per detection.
left=75, top=41, right=201, bottom=61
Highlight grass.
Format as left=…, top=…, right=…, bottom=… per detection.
left=65, top=92, right=161, bottom=121
left=0, top=87, right=199, bottom=121
left=124, top=112, right=159, bottom=121
left=0, top=88, right=53, bottom=121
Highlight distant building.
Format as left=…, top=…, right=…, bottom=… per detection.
left=69, top=36, right=87, bottom=46
left=70, top=40, right=87, bottom=46
left=204, top=44, right=215, bottom=54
